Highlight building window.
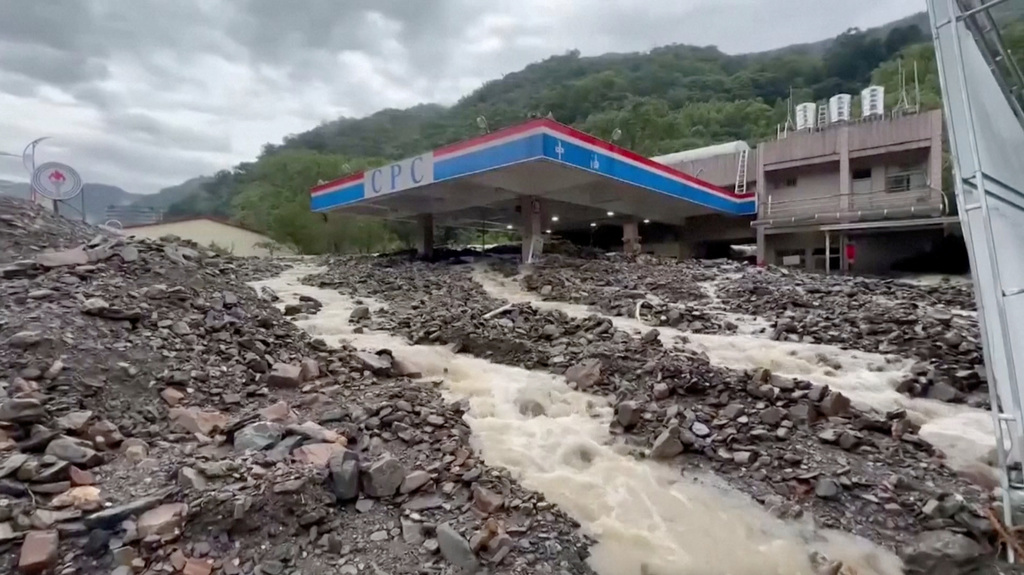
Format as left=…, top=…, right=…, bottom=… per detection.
left=852, top=168, right=872, bottom=180
left=886, top=169, right=927, bottom=192
left=784, top=177, right=797, bottom=187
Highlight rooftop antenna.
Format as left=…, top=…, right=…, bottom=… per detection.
left=914, top=60, right=921, bottom=112
left=781, top=88, right=796, bottom=139
left=894, top=60, right=912, bottom=116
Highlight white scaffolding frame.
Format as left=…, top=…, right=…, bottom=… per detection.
left=928, top=0, right=1024, bottom=560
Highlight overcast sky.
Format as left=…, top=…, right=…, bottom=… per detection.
left=0, top=0, right=925, bottom=195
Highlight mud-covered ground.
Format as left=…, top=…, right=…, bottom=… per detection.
left=0, top=197, right=593, bottom=575
left=300, top=252, right=1017, bottom=575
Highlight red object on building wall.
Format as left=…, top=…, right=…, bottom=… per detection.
left=845, top=243, right=856, bottom=264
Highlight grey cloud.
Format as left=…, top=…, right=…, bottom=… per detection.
left=103, top=112, right=232, bottom=154
left=0, top=0, right=926, bottom=195
left=0, top=72, right=41, bottom=99
left=0, top=0, right=98, bottom=54
left=0, top=41, right=109, bottom=87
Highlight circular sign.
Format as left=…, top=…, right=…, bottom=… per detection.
left=31, top=162, right=83, bottom=201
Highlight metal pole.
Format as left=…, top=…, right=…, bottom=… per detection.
left=825, top=233, right=831, bottom=274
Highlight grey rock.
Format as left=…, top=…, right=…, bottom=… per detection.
left=356, top=351, right=393, bottom=374
left=652, top=383, right=671, bottom=399
left=922, top=494, right=965, bottom=519
left=328, top=452, right=360, bottom=502
left=401, top=518, right=425, bottom=545
left=818, top=392, right=851, bottom=417
left=690, top=421, right=711, bottom=437
left=400, top=470, right=431, bottom=494
left=651, top=427, right=684, bottom=459
left=267, top=363, right=303, bottom=388
left=0, top=398, right=46, bottom=423
left=0, top=454, right=29, bottom=479
left=815, top=478, right=842, bottom=500
left=361, top=455, right=406, bottom=498
left=234, top=422, right=283, bottom=451
left=900, top=530, right=985, bottom=575
left=721, top=403, right=745, bottom=420
left=436, top=523, right=479, bottom=571
left=45, top=438, right=104, bottom=468
left=565, top=359, right=602, bottom=389
left=178, top=467, right=208, bottom=491
left=349, top=305, right=370, bottom=320
left=759, top=407, right=786, bottom=426
left=616, top=401, right=642, bottom=428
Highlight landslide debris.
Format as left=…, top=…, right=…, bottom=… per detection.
left=307, top=253, right=1010, bottom=574
left=0, top=197, right=593, bottom=575
left=520, top=254, right=983, bottom=406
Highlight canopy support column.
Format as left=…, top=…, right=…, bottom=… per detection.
left=521, top=196, right=543, bottom=264
left=416, top=213, right=434, bottom=260
left=623, top=221, right=641, bottom=255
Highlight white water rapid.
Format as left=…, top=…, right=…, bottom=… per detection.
left=471, top=266, right=995, bottom=476
left=254, top=266, right=907, bottom=575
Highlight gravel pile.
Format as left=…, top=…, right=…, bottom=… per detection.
left=520, top=255, right=984, bottom=406
left=0, top=198, right=593, bottom=575
left=307, top=254, right=1008, bottom=575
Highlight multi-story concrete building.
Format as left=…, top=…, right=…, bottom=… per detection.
left=647, top=108, right=959, bottom=275
left=753, top=108, right=956, bottom=274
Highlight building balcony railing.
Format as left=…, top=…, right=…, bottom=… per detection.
left=754, top=186, right=948, bottom=228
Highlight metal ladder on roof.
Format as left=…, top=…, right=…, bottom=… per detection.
left=817, top=100, right=829, bottom=130
left=930, top=0, right=1024, bottom=560
left=734, top=147, right=749, bottom=196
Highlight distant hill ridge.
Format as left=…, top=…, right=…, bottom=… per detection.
left=0, top=180, right=139, bottom=224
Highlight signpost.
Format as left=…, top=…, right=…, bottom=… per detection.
left=31, top=162, right=84, bottom=217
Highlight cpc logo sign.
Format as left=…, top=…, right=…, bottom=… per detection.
left=368, top=154, right=434, bottom=197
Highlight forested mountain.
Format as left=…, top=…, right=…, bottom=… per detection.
left=156, top=11, right=1024, bottom=254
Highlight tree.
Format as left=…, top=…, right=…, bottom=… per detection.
left=140, top=10, right=1024, bottom=253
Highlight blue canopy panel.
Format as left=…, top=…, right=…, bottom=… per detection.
left=309, top=119, right=755, bottom=219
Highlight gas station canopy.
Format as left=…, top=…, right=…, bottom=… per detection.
left=309, top=119, right=755, bottom=230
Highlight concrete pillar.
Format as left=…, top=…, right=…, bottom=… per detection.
left=674, top=223, right=691, bottom=260
left=840, top=233, right=850, bottom=273
left=415, top=214, right=434, bottom=259
left=623, top=221, right=641, bottom=255
left=520, top=196, right=543, bottom=263
left=929, top=110, right=944, bottom=208
left=839, top=126, right=851, bottom=211
left=756, top=227, right=768, bottom=266
left=825, top=232, right=832, bottom=275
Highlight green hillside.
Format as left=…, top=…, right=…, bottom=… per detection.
left=161, top=11, right=1024, bottom=255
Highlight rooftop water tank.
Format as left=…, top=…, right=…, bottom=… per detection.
left=829, top=94, right=852, bottom=123
left=795, top=102, right=817, bottom=131
left=861, top=86, right=885, bottom=118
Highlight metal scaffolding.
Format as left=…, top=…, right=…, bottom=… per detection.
left=928, top=0, right=1024, bottom=559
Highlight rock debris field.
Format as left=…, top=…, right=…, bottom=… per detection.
left=0, top=194, right=1019, bottom=575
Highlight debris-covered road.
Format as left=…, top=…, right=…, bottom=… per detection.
left=0, top=197, right=592, bottom=575
left=1, top=193, right=1017, bottom=575
left=298, top=252, right=1011, bottom=575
